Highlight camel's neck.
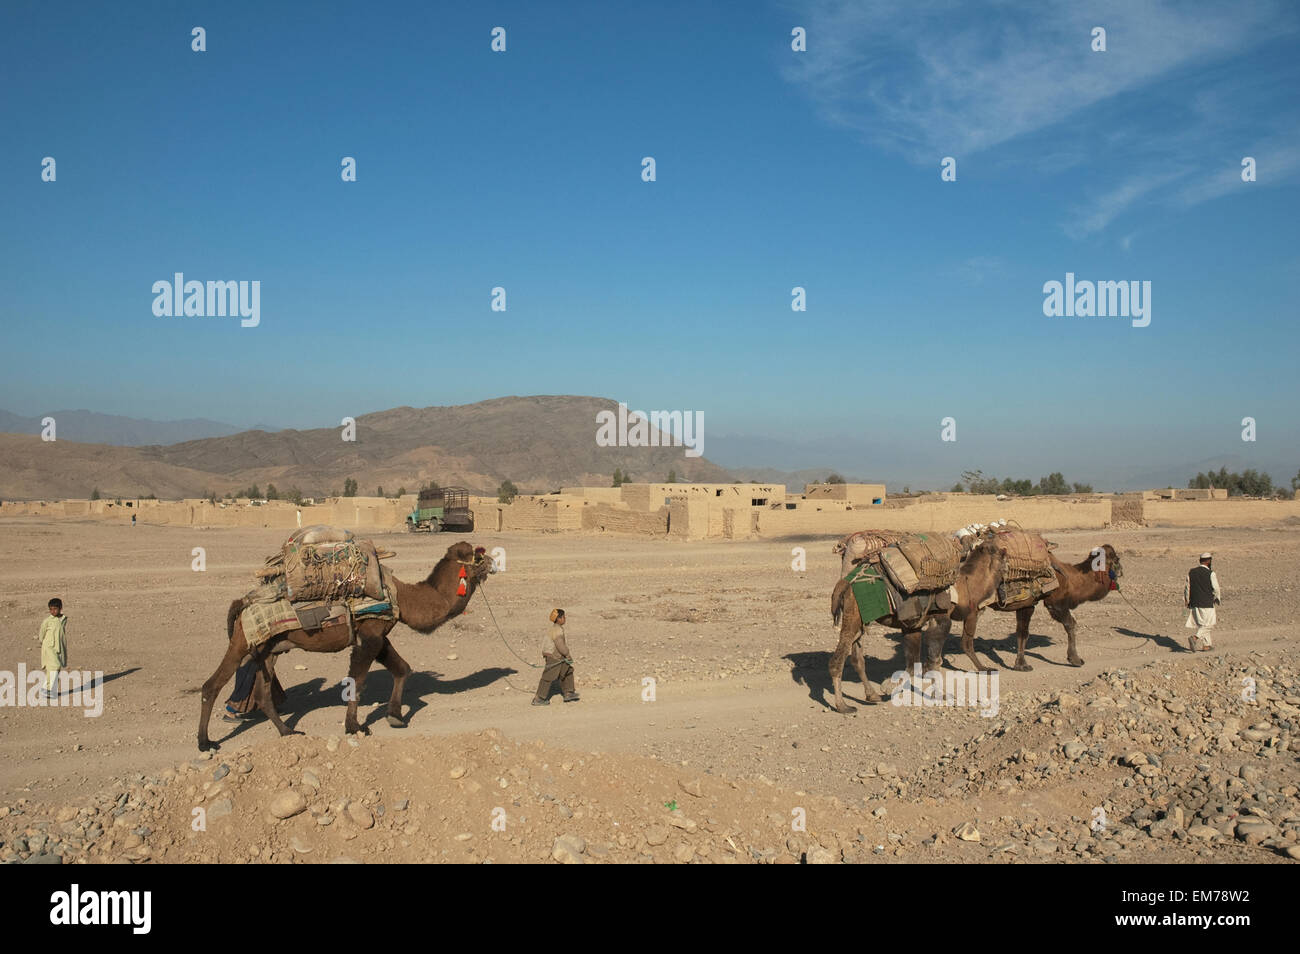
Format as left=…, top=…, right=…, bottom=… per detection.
left=393, top=573, right=477, bottom=633
left=1065, top=555, right=1111, bottom=600
left=955, top=555, right=1000, bottom=606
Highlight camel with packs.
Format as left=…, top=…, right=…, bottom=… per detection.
left=197, top=526, right=494, bottom=751
left=827, top=533, right=1008, bottom=714
left=970, top=529, right=1124, bottom=670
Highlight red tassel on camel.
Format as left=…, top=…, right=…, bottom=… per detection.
left=457, top=565, right=467, bottom=596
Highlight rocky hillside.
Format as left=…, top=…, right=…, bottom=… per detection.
left=0, top=396, right=734, bottom=499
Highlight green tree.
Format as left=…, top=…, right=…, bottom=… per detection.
left=1291, top=469, right=1300, bottom=492
left=375, top=486, right=384, bottom=498
left=961, top=469, right=1001, bottom=494
left=1071, top=481, right=1093, bottom=493
left=1037, top=472, right=1069, bottom=495
left=285, top=487, right=304, bottom=506
left=91, top=488, right=101, bottom=500
left=950, top=482, right=964, bottom=492
left=666, top=469, right=677, bottom=483
left=248, top=484, right=261, bottom=500
left=498, top=479, right=518, bottom=503
left=827, top=473, right=846, bottom=484
left=612, top=468, right=625, bottom=487
left=265, top=484, right=279, bottom=500
left=396, top=486, right=407, bottom=498
left=1239, top=469, right=1272, bottom=496
left=420, top=480, right=440, bottom=494
left=343, top=477, right=358, bottom=498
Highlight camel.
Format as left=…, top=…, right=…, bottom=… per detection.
left=826, top=537, right=1008, bottom=714
left=197, top=540, right=494, bottom=751
left=988, top=542, right=1123, bottom=670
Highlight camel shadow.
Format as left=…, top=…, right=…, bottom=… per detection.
left=976, top=633, right=1063, bottom=670
left=784, top=650, right=905, bottom=711
left=1113, top=626, right=1185, bottom=654
left=216, top=666, right=519, bottom=741
left=355, top=667, right=519, bottom=728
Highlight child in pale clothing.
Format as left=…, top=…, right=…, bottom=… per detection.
left=38, top=597, right=68, bottom=698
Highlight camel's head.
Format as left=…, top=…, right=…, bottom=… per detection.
left=441, top=541, right=495, bottom=585
left=962, top=537, right=1009, bottom=586
left=1094, top=544, right=1122, bottom=585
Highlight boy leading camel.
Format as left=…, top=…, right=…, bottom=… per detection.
left=533, top=608, right=579, bottom=705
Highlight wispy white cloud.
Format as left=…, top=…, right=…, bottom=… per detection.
left=1065, top=169, right=1186, bottom=238
left=950, top=255, right=1003, bottom=284
left=780, top=0, right=1299, bottom=236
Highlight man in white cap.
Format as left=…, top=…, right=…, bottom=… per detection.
left=1184, top=553, right=1221, bottom=651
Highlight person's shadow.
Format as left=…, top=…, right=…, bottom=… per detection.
left=47, top=667, right=139, bottom=697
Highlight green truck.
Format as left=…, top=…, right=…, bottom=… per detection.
left=406, top=486, right=475, bottom=532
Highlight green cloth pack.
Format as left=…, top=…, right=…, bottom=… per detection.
left=845, top=562, right=891, bottom=623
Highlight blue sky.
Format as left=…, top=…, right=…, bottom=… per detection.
left=2, top=0, right=1297, bottom=488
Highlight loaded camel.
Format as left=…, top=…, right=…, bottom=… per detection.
left=826, top=537, right=1008, bottom=714
left=988, top=541, right=1124, bottom=670
left=197, top=541, right=494, bottom=751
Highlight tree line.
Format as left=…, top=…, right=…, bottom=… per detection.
left=1188, top=467, right=1295, bottom=498
left=952, top=470, right=1093, bottom=495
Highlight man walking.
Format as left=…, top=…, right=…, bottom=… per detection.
left=533, top=608, right=579, bottom=705
left=1185, top=552, right=1221, bottom=651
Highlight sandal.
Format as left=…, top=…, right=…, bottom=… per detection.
left=222, top=705, right=254, bottom=723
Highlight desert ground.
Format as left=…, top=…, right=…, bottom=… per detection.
left=1, top=517, right=1297, bottom=863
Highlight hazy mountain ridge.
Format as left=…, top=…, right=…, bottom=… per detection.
left=0, top=397, right=733, bottom=499
left=0, top=409, right=271, bottom=446
left=2, top=403, right=1292, bottom=500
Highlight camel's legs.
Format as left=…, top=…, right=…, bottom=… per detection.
left=849, top=634, right=879, bottom=704
left=828, top=621, right=862, bottom=714
left=265, top=653, right=286, bottom=707
left=343, top=637, right=382, bottom=735
left=1013, top=606, right=1035, bottom=671
left=198, top=635, right=248, bottom=751
left=902, top=628, right=923, bottom=673
left=959, top=612, right=995, bottom=673
left=251, top=650, right=297, bottom=737
left=924, top=617, right=951, bottom=671
left=1047, top=603, right=1084, bottom=666
left=375, top=636, right=412, bottom=727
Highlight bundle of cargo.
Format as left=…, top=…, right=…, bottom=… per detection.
left=989, top=528, right=1058, bottom=607
left=241, top=526, right=400, bottom=647
left=844, top=532, right=961, bottom=625
left=879, top=533, right=963, bottom=592
left=833, top=529, right=907, bottom=575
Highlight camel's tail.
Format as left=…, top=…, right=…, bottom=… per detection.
left=831, top=579, right=850, bottom=626
left=226, top=599, right=243, bottom=641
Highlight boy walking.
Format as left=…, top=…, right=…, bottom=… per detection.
left=38, top=598, right=68, bottom=698
left=533, top=608, right=579, bottom=705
